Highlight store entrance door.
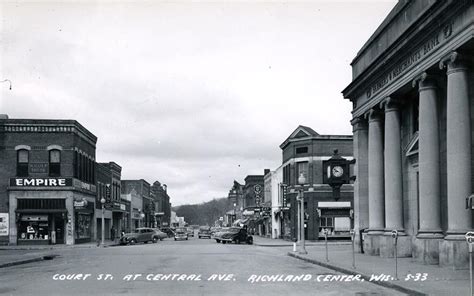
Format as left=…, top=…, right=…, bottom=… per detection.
left=54, top=216, right=65, bottom=244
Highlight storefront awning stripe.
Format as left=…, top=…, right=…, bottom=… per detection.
left=16, top=209, right=67, bottom=213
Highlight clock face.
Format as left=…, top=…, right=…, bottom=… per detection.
left=332, top=166, right=344, bottom=178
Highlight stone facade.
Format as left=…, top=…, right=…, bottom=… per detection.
left=342, top=1, right=474, bottom=269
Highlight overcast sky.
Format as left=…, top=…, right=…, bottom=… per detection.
left=0, top=0, right=396, bottom=206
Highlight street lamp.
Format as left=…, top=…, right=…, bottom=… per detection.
left=297, top=173, right=307, bottom=254
left=140, top=211, right=145, bottom=228
left=100, top=197, right=106, bottom=247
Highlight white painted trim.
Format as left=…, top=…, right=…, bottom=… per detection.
left=282, top=156, right=354, bottom=167
left=47, top=145, right=63, bottom=151
left=15, top=145, right=31, bottom=151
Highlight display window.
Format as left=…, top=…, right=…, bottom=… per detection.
left=75, top=213, right=91, bottom=239
left=18, top=215, right=50, bottom=240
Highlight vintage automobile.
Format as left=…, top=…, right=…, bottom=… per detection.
left=186, top=227, right=195, bottom=237
left=160, top=227, right=175, bottom=238
left=213, top=227, right=230, bottom=243
left=198, top=226, right=211, bottom=239
left=152, top=229, right=168, bottom=241
left=119, top=228, right=161, bottom=245
left=219, top=227, right=253, bottom=244
left=174, top=228, right=188, bottom=241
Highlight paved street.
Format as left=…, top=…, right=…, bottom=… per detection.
left=0, top=237, right=403, bottom=296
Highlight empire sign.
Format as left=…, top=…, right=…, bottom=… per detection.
left=10, top=178, right=73, bottom=187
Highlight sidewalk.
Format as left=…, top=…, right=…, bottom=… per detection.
left=287, top=244, right=469, bottom=296
left=252, top=235, right=351, bottom=247
left=0, top=240, right=118, bottom=268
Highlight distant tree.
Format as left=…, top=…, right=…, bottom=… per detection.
left=173, top=197, right=233, bottom=225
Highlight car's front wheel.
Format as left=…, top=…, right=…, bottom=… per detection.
left=216, top=239, right=220, bottom=243
left=153, top=237, right=158, bottom=243
left=130, top=239, right=137, bottom=245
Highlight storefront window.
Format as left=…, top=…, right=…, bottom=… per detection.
left=75, top=213, right=91, bottom=239
left=18, top=215, right=49, bottom=240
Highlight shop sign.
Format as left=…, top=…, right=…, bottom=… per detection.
left=120, top=204, right=126, bottom=211
left=20, top=215, right=48, bottom=222
left=0, top=213, right=8, bottom=236
left=10, top=178, right=72, bottom=187
left=243, top=210, right=255, bottom=216
left=74, top=198, right=89, bottom=209
left=29, top=163, right=48, bottom=174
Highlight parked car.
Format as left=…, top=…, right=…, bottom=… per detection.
left=186, top=227, right=194, bottom=237
left=174, top=228, right=188, bottom=241
left=160, top=227, right=175, bottom=238
left=219, top=227, right=253, bottom=244
left=120, top=228, right=161, bottom=245
left=213, top=227, right=229, bottom=243
left=210, top=227, right=221, bottom=237
left=198, top=226, right=211, bottom=239
left=152, top=229, right=168, bottom=241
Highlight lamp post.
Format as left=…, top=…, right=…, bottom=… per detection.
left=100, top=197, right=105, bottom=247
left=140, top=211, right=145, bottom=228
left=298, top=173, right=307, bottom=254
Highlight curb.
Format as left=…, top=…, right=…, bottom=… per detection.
left=0, top=254, right=58, bottom=269
left=0, top=244, right=120, bottom=251
left=287, top=252, right=427, bottom=296
left=254, top=242, right=352, bottom=248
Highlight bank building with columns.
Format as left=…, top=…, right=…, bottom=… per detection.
left=342, top=1, right=474, bottom=269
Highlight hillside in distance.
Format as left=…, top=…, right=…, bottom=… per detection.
left=173, top=197, right=233, bottom=226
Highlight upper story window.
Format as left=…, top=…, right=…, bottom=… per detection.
left=296, top=146, right=308, bottom=154
left=49, top=149, right=61, bottom=177
left=296, top=161, right=309, bottom=183
left=17, top=149, right=29, bottom=177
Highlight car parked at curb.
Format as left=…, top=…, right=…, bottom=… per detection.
left=120, top=228, right=161, bottom=245
left=213, top=227, right=229, bottom=243
left=152, top=229, right=168, bottom=241
left=160, top=227, right=175, bottom=238
left=218, top=227, right=253, bottom=245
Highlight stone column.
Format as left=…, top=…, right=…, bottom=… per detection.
left=379, top=98, right=411, bottom=258
left=415, top=74, right=442, bottom=235
left=366, top=109, right=385, bottom=255
left=412, top=73, right=443, bottom=264
left=382, top=98, right=404, bottom=232
left=351, top=117, right=369, bottom=252
left=439, top=51, right=471, bottom=268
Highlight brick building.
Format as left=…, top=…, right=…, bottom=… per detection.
left=150, top=181, right=171, bottom=227
left=96, top=162, right=126, bottom=240
left=279, top=125, right=353, bottom=241
left=0, top=116, right=97, bottom=245
left=121, top=180, right=151, bottom=228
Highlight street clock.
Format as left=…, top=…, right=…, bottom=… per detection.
left=322, top=149, right=356, bottom=200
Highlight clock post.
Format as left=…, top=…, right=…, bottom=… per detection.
left=323, top=149, right=356, bottom=200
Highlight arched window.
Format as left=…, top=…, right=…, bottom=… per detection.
left=49, top=149, right=61, bottom=177
left=17, top=149, right=29, bottom=177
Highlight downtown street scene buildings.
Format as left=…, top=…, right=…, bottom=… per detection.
left=0, top=116, right=172, bottom=245
left=1, top=1, right=474, bottom=295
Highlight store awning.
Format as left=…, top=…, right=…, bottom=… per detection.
left=318, top=202, right=351, bottom=209
left=16, top=209, right=67, bottom=214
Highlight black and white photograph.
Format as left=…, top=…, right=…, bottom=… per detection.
left=0, top=0, right=473, bottom=295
